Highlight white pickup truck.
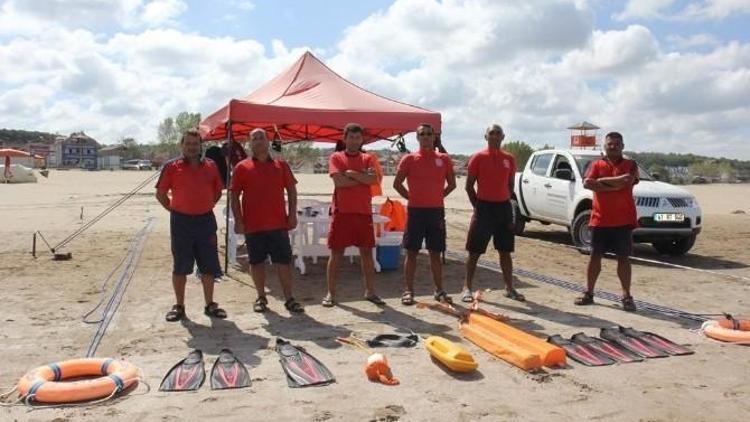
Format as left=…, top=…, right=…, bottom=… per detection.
left=512, top=149, right=702, bottom=255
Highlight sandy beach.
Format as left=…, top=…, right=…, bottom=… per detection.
left=1, top=170, right=748, bottom=422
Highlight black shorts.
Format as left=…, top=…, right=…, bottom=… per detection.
left=245, top=229, right=293, bottom=265
left=465, top=200, right=514, bottom=254
left=403, top=208, right=446, bottom=252
left=170, top=211, right=222, bottom=276
left=591, top=226, right=633, bottom=256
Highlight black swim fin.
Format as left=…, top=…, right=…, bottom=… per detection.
left=275, top=338, right=335, bottom=388
left=618, top=326, right=694, bottom=356
left=366, top=332, right=419, bottom=348
left=570, top=333, right=643, bottom=363
left=600, top=328, right=668, bottom=358
left=547, top=335, right=615, bottom=367
left=159, top=349, right=205, bottom=391
left=210, top=349, right=251, bottom=390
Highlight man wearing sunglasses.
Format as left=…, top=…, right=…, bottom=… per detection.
left=462, top=124, right=525, bottom=303
left=393, top=124, right=457, bottom=305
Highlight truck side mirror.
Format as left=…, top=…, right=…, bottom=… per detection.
left=553, top=168, right=574, bottom=181
left=651, top=173, right=660, bottom=180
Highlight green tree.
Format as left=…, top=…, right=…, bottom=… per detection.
left=156, top=111, right=202, bottom=158
left=120, top=137, right=142, bottom=160
left=502, top=140, right=535, bottom=169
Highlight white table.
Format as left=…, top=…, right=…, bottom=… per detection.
left=292, top=214, right=390, bottom=275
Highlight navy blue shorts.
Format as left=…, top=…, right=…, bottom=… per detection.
left=245, top=230, right=293, bottom=265
left=170, top=211, right=222, bottom=276
left=403, top=207, right=446, bottom=252
left=591, top=226, right=633, bottom=256
left=466, top=200, right=514, bottom=254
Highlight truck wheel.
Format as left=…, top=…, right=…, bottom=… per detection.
left=571, top=210, right=592, bottom=254
left=511, top=199, right=526, bottom=236
left=652, top=233, right=696, bottom=256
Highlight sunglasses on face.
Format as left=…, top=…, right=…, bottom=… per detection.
left=417, top=132, right=434, bottom=136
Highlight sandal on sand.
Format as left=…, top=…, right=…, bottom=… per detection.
left=434, top=290, right=453, bottom=304
left=365, top=295, right=386, bottom=306
left=461, top=289, right=474, bottom=303
left=165, top=304, right=185, bottom=322
left=321, top=296, right=336, bottom=307
left=621, top=295, right=637, bottom=312
left=253, top=296, right=268, bottom=313
left=284, top=297, right=304, bottom=313
left=204, top=302, right=227, bottom=319
left=574, top=291, right=594, bottom=306
left=505, top=289, right=526, bottom=302
left=401, top=291, right=415, bottom=306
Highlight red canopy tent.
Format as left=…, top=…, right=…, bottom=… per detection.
left=199, top=51, right=441, bottom=143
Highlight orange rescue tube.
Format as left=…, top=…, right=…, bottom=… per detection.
left=702, top=318, right=750, bottom=344
left=461, top=313, right=566, bottom=370
left=17, top=358, right=140, bottom=404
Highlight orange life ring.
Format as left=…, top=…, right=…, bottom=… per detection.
left=702, top=318, right=750, bottom=344
left=17, top=358, right=140, bottom=404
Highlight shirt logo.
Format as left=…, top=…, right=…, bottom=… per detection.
left=503, top=159, right=510, bottom=169
left=435, top=158, right=443, bottom=167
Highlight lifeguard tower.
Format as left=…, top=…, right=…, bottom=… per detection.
left=566, top=121, right=599, bottom=149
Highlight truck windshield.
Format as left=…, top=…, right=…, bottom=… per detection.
left=573, top=155, right=652, bottom=181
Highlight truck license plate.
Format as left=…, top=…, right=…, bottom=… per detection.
left=653, top=213, right=685, bottom=223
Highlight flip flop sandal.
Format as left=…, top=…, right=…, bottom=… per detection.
left=365, top=295, right=386, bottom=306
left=165, top=304, right=185, bottom=322
left=401, top=291, right=415, bottom=306
left=505, top=289, right=526, bottom=302
left=575, top=291, right=595, bottom=306
left=621, top=296, right=637, bottom=312
left=253, top=296, right=268, bottom=313
left=284, top=297, right=304, bottom=313
left=204, top=302, right=227, bottom=319
left=461, top=289, right=474, bottom=303
left=321, top=296, right=336, bottom=307
left=434, top=291, right=453, bottom=304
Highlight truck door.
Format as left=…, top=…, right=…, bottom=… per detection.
left=520, top=152, right=554, bottom=217
left=544, top=154, right=577, bottom=223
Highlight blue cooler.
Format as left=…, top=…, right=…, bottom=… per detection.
left=376, top=236, right=401, bottom=271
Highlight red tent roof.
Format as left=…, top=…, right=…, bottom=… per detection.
left=199, top=52, right=441, bottom=143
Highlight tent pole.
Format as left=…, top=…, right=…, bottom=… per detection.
left=224, top=121, right=233, bottom=276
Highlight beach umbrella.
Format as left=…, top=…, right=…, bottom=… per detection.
left=1, top=148, right=34, bottom=180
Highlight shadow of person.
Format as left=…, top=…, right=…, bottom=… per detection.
left=180, top=317, right=268, bottom=367
left=336, top=302, right=462, bottom=343
left=257, top=309, right=346, bottom=350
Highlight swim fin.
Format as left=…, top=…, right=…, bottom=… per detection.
left=600, top=328, right=668, bottom=358
left=159, top=349, right=205, bottom=391
left=366, top=332, right=419, bottom=348
left=618, top=327, right=694, bottom=356
left=570, top=333, right=643, bottom=363
left=547, top=335, right=615, bottom=367
left=210, top=348, right=251, bottom=390
left=275, top=338, right=335, bottom=388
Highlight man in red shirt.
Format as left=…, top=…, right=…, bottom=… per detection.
left=323, top=123, right=382, bottom=307
left=575, top=132, right=639, bottom=312
left=462, top=124, right=525, bottom=303
left=230, top=128, right=303, bottom=314
left=156, top=129, right=226, bottom=322
left=393, top=123, right=456, bottom=305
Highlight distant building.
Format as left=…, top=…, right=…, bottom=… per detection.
left=98, top=145, right=125, bottom=170
left=53, top=132, right=100, bottom=169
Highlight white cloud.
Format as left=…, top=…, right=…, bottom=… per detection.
left=141, top=0, right=187, bottom=26
left=679, top=0, right=750, bottom=20
left=614, top=0, right=675, bottom=20
left=667, top=33, right=721, bottom=49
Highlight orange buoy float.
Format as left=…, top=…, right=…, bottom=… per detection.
left=365, top=353, right=399, bottom=386
left=17, top=358, right=140, bottom=404
left=702, top=316, right=750, bottom=344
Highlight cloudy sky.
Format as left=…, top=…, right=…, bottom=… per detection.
left=1, top=0, right=749, bottom=158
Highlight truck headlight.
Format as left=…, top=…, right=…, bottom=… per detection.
left=685, top=197, right=699, bottom=208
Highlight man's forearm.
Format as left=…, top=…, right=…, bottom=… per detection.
left=347, top=171, right=376, bottom=185
left=156, top=192, right=171, bottom=211
left=394, top=184, right=409, bottom=200
left=230, top=193, right=243, bottom=221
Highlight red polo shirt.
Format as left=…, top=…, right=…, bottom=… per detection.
left=156, top=158, right=223, bottom=215
left=586, top=158, right=639, bottom=228
left=397, top=149, right=454, bottom=208
left=230, top=157, right=297, bottom=233
left=467, top=148, right=516, bottom=202
left=329, top=151, right=376, bottom=214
